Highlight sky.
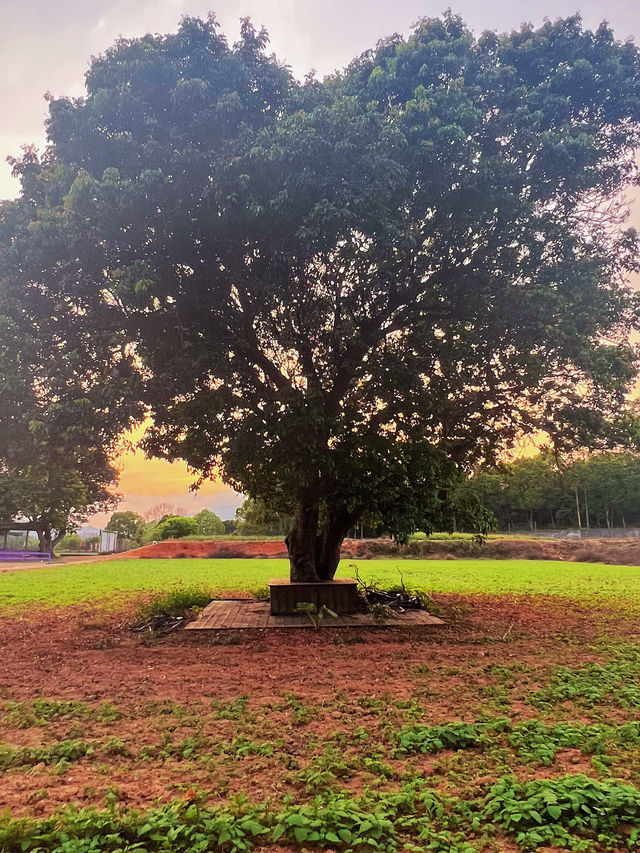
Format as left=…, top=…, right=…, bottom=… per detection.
left=1, top=0, right=639, bottom=524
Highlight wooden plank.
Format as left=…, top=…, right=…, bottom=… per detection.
left=217, top=604, right=234, bottom=629
left=186, top=599, right=443, bottom=630
left=227, top=602, right=241, bottom=628
left=259, top=607, right=271, bottom=628
left=239, top=604, right=258, bottom=628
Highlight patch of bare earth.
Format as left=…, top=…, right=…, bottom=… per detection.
left=0, top=593, right=637, bottom=823
left=125, top=535, right=640, bottom=565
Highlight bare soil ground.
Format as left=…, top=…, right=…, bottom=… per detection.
left=130, top=539, right=289, bottom=558
left=0, top=592, right=637, bottom=822
left=128, top=535, right=640, bottom=565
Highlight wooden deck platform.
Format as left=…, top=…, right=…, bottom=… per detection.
left=186, top=599, right=443, bottom=630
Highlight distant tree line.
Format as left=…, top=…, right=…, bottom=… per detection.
left=57, top=449, right=640, bottom=551
left=234, top=453, right=640, bottom=537
left=465, top=451, right=640, bottom=531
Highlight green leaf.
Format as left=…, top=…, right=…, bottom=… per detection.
left=271, top=824, right=285, bottom=842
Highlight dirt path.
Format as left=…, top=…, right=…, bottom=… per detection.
left=0, top=554, right=116, bottom=574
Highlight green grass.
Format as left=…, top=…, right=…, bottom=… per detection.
left=1, top=557, right=640, bottom=610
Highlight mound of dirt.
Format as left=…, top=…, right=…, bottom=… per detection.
left=124, top=535, right=640, bottom=565
left=345, top=535, right=640, bottom=565
left=127, top=539, right=289, bottom=559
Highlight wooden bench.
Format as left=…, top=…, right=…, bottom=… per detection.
left=0, top=550, right=51, bottom=562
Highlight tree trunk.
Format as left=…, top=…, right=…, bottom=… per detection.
left=37, top=526, right=53, bottom=555
left=584, top=489, right=590, bottom=529
left=285, top=497, right=320, bottom=582
left=52, top=530, right=66, bottom=551
left=285, top=499, right=356, bottom=583
left=315, top=514, right=356, bottom=581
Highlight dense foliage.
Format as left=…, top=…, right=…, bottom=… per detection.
left=235, top=497, right=292, bottom=537
left=105, top=510, right=145, bottom=541
left=2, top=14, right=640, bottom=575
left=3, top=771, right=640, bottom=852
left=468, top=450, right=640, bottom=531
left=193, top=508, right=225, bottom=536
left=0, top=183, right=142, bottom=551
left=156, top=515, right=198, bottom=540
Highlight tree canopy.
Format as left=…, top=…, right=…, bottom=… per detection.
left=0, top=299, right=139, bottom=551
left=156, top=515, right=197, bottom=540
left=2, top=14, right=640, bottom=576
left=468, top=450, right=640, bottom=531
left=105, top=511, right=145, bottom=541
left=235, top=497, right=292, bottom=537
left=193, top=508, right=225, bottom=536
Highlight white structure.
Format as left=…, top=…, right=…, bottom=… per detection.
left=99, top=530, right=118, bottom=553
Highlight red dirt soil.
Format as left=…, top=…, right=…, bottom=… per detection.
left=129, top=539, right=290, bottom=559
left=0, top=593, right=637, bottom=819
left=128, top=535, right=640, bottom=565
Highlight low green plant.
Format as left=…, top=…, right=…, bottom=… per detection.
left=134, top=586, right=213, bottom=622
left=369, top=602, right=395, bottom=624
left=0, top=739, right=94, bottom=769
left=102, top=737, right=130, bottom=757
left=284, top=693, right=320, bottom=726
left=0, top=799, right=269, bottom=853
left=392, top=719, right=510, bottom=757
left=508, top=720, right=609, bottom=766
left=138, top=734, right=207, bottom=762
left=211, top=696, right=249, bottom=720
left=294, top=601, right=337, bottom=628
left=363, top=756, right=395, bottom=779
left=249, top=585, right=270, bottom=601
left=529, top=644, right=640, bottom=710
left=230, top=737, right=277, bottom=758
left=95, top=702, right=123, bottom=723
left=293, top=747, right=355, bottom=793
left=485, top=774, right=640, bottom=849
left=4, top=775, right=640, bottom=853
left=5, top=698, right=93, bottom=727
left=271, top=795, right=397, bottom=848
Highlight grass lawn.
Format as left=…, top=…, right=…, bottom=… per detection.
left=2, top=556, right=640, bottom=610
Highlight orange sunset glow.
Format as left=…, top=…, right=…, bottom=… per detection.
left=90, top=423, right=242, bottom=527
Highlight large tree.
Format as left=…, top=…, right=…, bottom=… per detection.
left=3, top=14, right=640, bottom=578
left=193, top=508, right=225, bottom=536
left=0, top=187, right=142, bottom=552
left=105, top=511, right=145, bottom=541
